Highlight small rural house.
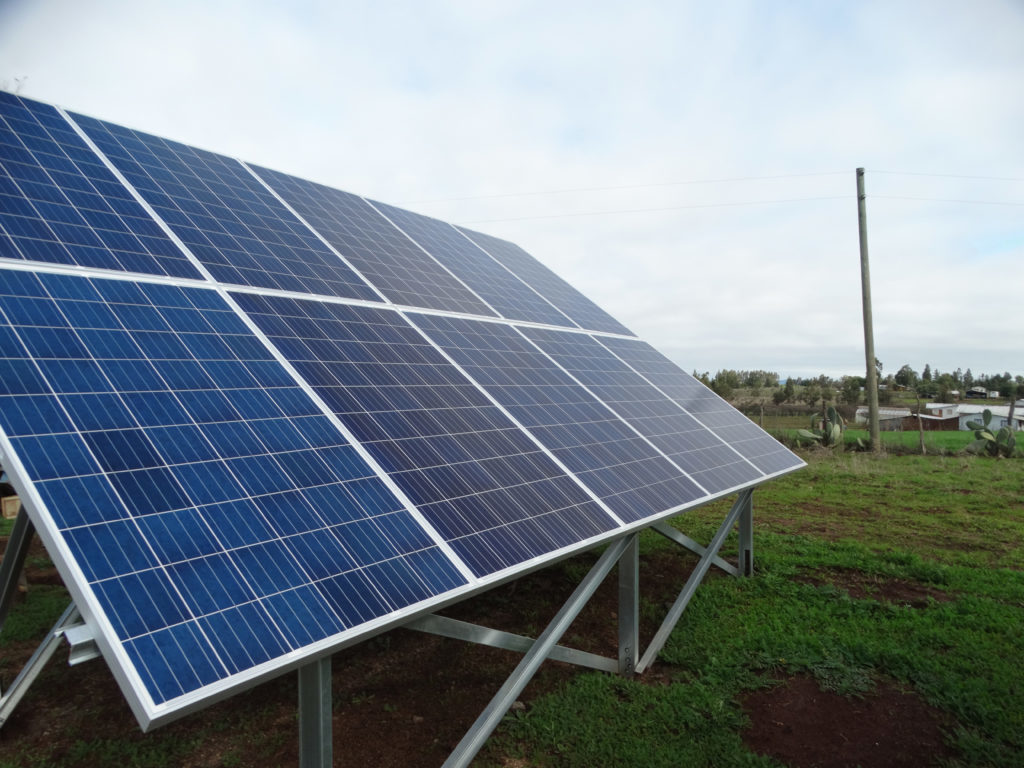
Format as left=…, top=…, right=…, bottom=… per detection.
left=855, top=406, right=911, bottom=431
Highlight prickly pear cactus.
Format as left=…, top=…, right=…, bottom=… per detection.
left=966, top=409, right=1022, bottom=457
left=796, top=406, right=846, bottom=448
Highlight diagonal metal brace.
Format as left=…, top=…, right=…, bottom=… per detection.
left=442, top=536, right=631, bottom=768
left=636, top=489, right=751, bottom=673
left=0, top=603, right=82, bottom=727
left=651, top=522, right=738, bottom=576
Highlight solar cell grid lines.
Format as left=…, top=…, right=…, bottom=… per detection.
left=597, top=336, right=801, bottom=475
left=407, top=313, right=706, bottom=523
left=457, top=226, right=634, bottom=336
left=0, top=94, right=200, bottom=279
left=366, top=199, right=575, bottom=327
left=233, top=292, right=618, bottom=578
left=248, top=164, right=496, bottom=316
left=69, top=113, right=380, bottom=301
left=519, top=327, right=764, bottom=493
left=0, top=268, right=465, bottom=708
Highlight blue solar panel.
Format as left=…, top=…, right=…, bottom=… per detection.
left=597, top=336, right=804, bottom=475
left=408, top=314, right=705, bottom=522
left=457, top=226, right=634, bottom=336
left=68, top=114, right=380, bottom=301
left=518, top=327, right=765, bottom=493
left=249, top=164, right=496, bottom=316
left=233, top=292, right=618, bottom=577
left=366, top=200, right=574, bottom=327
left=0, top=93, right=200, bottom=279
left=0, top=268, right=465, bottom=709
left=0, top=93, right=802, bottom=731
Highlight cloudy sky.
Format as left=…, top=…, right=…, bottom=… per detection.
left=1, top=0, right=1021, bottom=380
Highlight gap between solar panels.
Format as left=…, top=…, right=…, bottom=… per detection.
left=0, top=91, right=803, bottom=766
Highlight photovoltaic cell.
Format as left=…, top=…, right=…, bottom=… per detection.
left=0, top=268, right=465, bottom=707
left=457, top=226, right=634, bottom=336
left=367, top=200, right=573, bottom=327
left=519, top=327, right=764, bottom=493
left=68, top=114, right=379, bottom=301
left=409, top=314, right=705, bottom=523
left=597, top=336, right=804, bottom=475
left=232, top=292, right=617, bottom=577
left=0, top=93, right=200, bottom=279
left=250, top=164, right=496, bottom=316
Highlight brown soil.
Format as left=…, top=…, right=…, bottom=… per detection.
left=794, top=567, right=954, bottom=608
left=742, top=675, right=955, bottom=768
left=0, top=536, right=959, bottom=767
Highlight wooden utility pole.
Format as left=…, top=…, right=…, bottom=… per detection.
left=857, top=168, right=881, bottom=452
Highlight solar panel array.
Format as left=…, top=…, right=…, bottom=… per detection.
left=0, top=92, right=803, bottom=729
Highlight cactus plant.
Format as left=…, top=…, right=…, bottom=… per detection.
left=965, top=409, right=1020, bottom=458
left=795, top=406, right=845, bottom=448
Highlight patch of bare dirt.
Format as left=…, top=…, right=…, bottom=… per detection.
left=742, top=675, right=955, bottom=768
left=795, top=567, right=953, bottom=607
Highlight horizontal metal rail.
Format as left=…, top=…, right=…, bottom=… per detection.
left=408, top=614, right=618, bottom=673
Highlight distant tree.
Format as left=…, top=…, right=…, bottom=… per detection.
left=936, top=373, right=956, bottom=402
left=772, top=388, right=788, bottom=406
left=801, top=382, right=822, bottom=406
left=715, top=369, right=742, bottom=390
left=953, top=368, right=963, bottom=387
left=741, top=370, right=780, bottom=388
left=710, top=372, right=734, bottom=400
left=894, top=364, right=918, bottom=389
left=922, top=364, right=932, bottom=381
left=840, top=376, right=862, bottom=406
left=964, top=369, right=974, bottom=388
left=817, top=374, right=834, bottom=405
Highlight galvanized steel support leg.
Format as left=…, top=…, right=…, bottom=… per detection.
left=298, top=657, right=333, bottom=768
left=635, top=489, right=751, bottom=673
left=0, top=603, right=79, bottom=727
left=617, top=533, right=639, bottom=675
left=738, top=491, right=754, bottom=577
left=442, top=536, right=631, bottom=768
left=0, top=506, right=34, bottom=630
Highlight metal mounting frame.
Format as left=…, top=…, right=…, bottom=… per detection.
left=0, top=505, right=100, bottom=727
left=0, top=490, right=753, bottom=767
left=389, top=489, right=754, bottom=767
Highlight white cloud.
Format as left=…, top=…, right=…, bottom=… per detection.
left=1, top=0, right=1022, bottom=380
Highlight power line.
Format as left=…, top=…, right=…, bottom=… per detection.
left=463, top=195, right=847, bottom=224
left=872, top=170, right=1024, bottom=182
left=403, top=171, right=847, bottom=205
left=872, top=195, right=1024, bottom=207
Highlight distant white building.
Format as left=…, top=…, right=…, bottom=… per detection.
left=926, top=403, right=1023, bottom=432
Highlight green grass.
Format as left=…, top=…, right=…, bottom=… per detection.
left=844, top=428, right=976, bottom=452
left=486, top=451, right=1024, bottom=767
left=772, top=427, right=979, bottom=454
